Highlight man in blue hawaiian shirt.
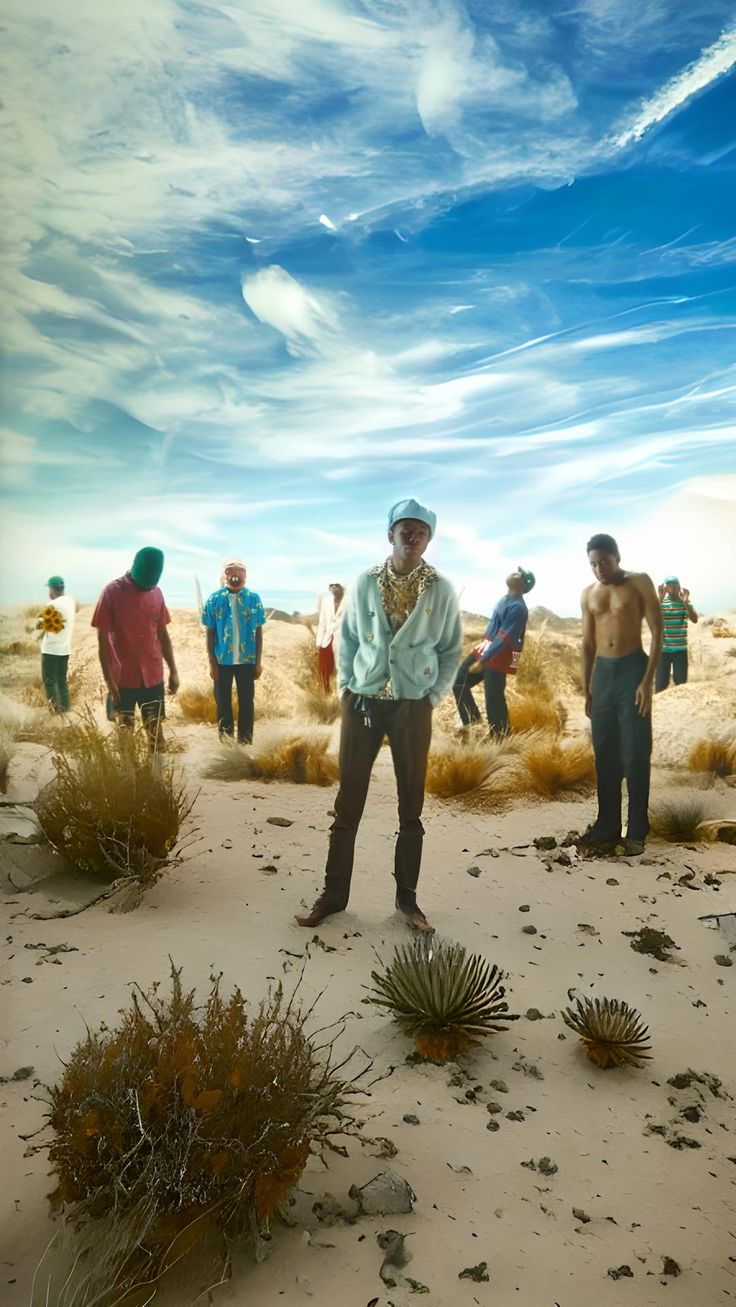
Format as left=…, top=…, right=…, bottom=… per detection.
left=202, top=558, right=266, bottom=743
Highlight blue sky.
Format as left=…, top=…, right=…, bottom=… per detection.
left=1, top=0, right=735, bottom=615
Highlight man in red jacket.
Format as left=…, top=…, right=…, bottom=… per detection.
left=453, top=566, right=535, bottom=736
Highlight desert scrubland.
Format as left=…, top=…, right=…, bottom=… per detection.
left=1, top=604, right=735, bottom=1306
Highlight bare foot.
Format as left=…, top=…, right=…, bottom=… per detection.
left=398, top=905, right=435, bottom=934
left=295, top=904, right=338, bottom=928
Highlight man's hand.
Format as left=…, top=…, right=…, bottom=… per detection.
left=657, top=583, right=665, bottom=600
left=680, top=587, right=690, bottom=603
left=254, top=662, right=263, bottom=681
left=168, top=670, right=179, bottom=696
left=468, top=661, right=483, bottom=675
left=106, top=679, right=121, bottom=706
left=634, top=677, right=654, bottom=717
left=584, top=690, right=592, bottom=719
left=209, top=658, right=219, bottom=683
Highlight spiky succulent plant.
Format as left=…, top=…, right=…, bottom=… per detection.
left=561, top=996, right=652, bottom=1069
left=367, top=935, right=519, bottom=1063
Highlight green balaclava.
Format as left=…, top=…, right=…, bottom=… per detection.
left=130, top=547, right=164, bottom=590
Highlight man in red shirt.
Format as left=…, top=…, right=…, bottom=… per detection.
left=92, top=547, right=179, bottom=739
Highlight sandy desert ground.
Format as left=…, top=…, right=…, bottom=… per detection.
left=1, top=603, right=735, bottom=1306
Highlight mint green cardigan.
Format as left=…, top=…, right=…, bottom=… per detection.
left=337, top=568, right=462, bottom=706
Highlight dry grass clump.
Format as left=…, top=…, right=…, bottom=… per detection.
left=40, top=965, right=364, bottom=1299
left=36, top=718, right=194, bottom=883
left=426, top=740, right=500, bottom=798
left=650, top=796, right=710, bottom=842
left=688, top=736, right=736, bottom=777
left=295, top=629, right=341, bottom=723
left=561, top=996, right=652, bottom=1069
left=178, top=684, right=219, bottom=724
left=0, top=638, right=38, bottom=656
left=0, top=728, right=15, bottom=792
left=519, top=737, right=596, bottom=797
left=711, top=627, right=736, bottom=638
left=204, top=728, right=338, bottom=786
left=367, top=935, right=519, bottom=1063
left=508, top=694, right=566, bottom=735
left=425, top=734, right=523, bottom=799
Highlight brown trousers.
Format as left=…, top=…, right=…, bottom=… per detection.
left=319, top=691, right=433, bottom=912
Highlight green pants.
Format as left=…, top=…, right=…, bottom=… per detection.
left=41, top=653, right=70, bottom=712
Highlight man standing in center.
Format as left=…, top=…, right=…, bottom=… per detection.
left=580, top=533, right=663, bottom=856
left=296, top=498, right=462, bottom=933
left=202, top=558, right=265, bottom=744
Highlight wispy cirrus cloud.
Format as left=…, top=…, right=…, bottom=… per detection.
left=610, top=23, right=736, bottom=148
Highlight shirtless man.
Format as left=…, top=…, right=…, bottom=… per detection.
left=580, top=533, right=663, bottom=855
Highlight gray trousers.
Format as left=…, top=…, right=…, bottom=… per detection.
left=590, top=650, right=652, bottom=841
left=319, top=691, right=433, bottom=913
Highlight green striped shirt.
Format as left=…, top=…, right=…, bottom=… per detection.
left=661, top=595, right=689, bottom=651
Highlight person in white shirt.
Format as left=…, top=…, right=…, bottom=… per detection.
left=315, top=582, right=347, bottom=691
left=40, top=575, right=75, bottom=712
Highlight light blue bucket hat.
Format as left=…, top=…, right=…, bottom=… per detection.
left=387, top=497, right=437, bottom=540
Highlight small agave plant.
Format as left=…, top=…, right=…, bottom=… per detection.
left=561, top=996, right=652, bottom=1069
left=367, top=935, right=519, bottom=1063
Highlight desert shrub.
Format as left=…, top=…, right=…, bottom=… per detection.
left=0, top=639, right=38, bottom=657
left=19, top=679, right=48, bottom=709
left=0, top=693, right=44, bottom=737
left=300, top=681, right=341, bottom=723
left=41, top=965, right=364, bottom=1299
left=561, top=996, right=651, bottom=1069
left=178, top=684, right=219, bottom=724
left=0, top=728, right=15, bottom=792
left=367, top=935, right=519, bottom=1063
left=513, top=631, right=553, bottom=691
left=688, top=737, right=736, bottom=777
left=204, top=728, right=338, bottom=786
left=36, top=719, right=194, bottom=883
left=293, top=628, right=341, bottom=722
left=650, top=796, right=710, bottom=842
left=712, top=627, right=736, bottom=638
left=519, top=737, right=596, bottom=797
left=507, top=694, right=566, bottom=735
left=425, top=739, right=511, bottom=798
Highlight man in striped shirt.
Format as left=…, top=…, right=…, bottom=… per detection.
left=655, top=576, right=697, bottom=693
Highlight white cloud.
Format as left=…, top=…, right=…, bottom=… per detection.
left=241, top=265, right=337, bottom=351
left=611, top=24, right=736, bottom=148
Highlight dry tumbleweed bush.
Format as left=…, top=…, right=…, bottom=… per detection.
left=36, top=717, right=194, bottom=883
left=38, top=964, right=367, bottom=1302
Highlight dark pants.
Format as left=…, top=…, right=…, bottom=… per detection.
left=655, top=649, right=688, bottom=693
left=452, top=653, right=509, bottom=735
left=41, top=653, right=69, bottom=712
left=590, top=650, right=651, bottom=842
left=107, top=682, right=165, bottom=740
left=215, top=663, right=255, bottom=743
left=318, top=692, right=433, bottom=913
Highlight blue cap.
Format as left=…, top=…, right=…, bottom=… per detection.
left=387, top=498, right=437, bottom=540
left=518, top=566, right=535, bottom=592
left=664, top=575, right=679, bottom=585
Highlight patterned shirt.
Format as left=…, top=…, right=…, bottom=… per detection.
left=369, top=559, right=438, bottom=698
left=661, top=594, right=690, bottom=651
left=201, top=587, right=266, bottom=665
